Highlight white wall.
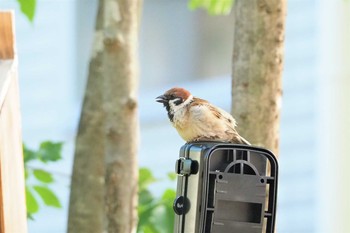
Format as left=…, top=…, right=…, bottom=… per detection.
left=316, top=0, right=350, bottom=232
left=277, top=0, right=319, bottom=231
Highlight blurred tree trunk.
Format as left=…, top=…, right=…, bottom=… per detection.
left=231, top=0, right=286, bottom=156
left=68, top=0, right=141, bottom=233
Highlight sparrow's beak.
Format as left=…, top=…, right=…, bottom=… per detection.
left=156, top=95, right=168, bottom=104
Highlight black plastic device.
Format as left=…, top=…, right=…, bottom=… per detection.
left=173, top=142, right=278, bottom=233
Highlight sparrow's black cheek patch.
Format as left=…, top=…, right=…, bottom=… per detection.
left=168, top=112, right=174, bottom=122
left=164, top=103, right=170, bottom=112
left=162, top=102, right=174, bottom=122
left=173, top=98, right=183, bottom=106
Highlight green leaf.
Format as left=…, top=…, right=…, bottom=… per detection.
left=26, top=187, right=39, bottom=214
left=143, top=225, right=161, bottom=233
left=139, top=168, right=157, bottom=191
left=27, top=213, right=35, bottom=220
left=33, top=185, right=61, bottom=208
left=188, top=0, right=234, bottom=15
left=16, top=0, right=36, bottom=22
left=23, top=144, right=37, bottom=163
left=138, top=224, right=161, bottom=233
left=142, top=189, right=176, bottom=233
left=33, top=169, right=54, bottom=183
left=138, top=201, right=160, bottom=228
left=167, top=172, right=177, bottom=181
left=139, top=189, right=154, bottom=206
left=159, top=189, right=176, bottom=232
left=151, top=206, right=174, bottom=233
left=38, top=141, right=63, bottom=162
left=24, top=168, right=29, bottom=180
left=188, top=0, right=204, bottom=9
left=161, top=189, right=176, bottom=201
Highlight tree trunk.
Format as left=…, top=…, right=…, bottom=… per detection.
left=231, top=0, right=286, bottom=156
left=68, top=0, right=140, bottom=232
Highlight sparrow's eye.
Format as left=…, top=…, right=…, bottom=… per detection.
left=173, top=98, right=183, bottom=106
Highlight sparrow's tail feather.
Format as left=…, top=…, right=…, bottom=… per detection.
left=239, top=136, right=251, bottom=145
left=230, top=133, right=251, bottom=145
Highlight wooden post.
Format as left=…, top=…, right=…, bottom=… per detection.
left=0, top=11, right=28, bottom=233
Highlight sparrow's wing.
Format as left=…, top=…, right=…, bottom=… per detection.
left=215, top=108, right=251, bottom=145
left=190, top=97, right=236, bottom=127
left=190, top=98, right=250, bottom=145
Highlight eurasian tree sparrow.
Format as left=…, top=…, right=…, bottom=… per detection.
left=156, top=87, right=250, bottom=145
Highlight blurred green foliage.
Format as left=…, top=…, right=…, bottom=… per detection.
left=138, top=168, right=177, bottom=233
left=23, top=143, right=177, bottom=230
left=23, top=141, right=63, bottom=219
left=188, top=0, right=234, bottom=15
left=16, top=0, right=233, bottom=22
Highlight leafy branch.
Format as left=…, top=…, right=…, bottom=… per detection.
left=23, top=142, right=178, bottom=231
left=23, top=141, right=63, bottom=219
